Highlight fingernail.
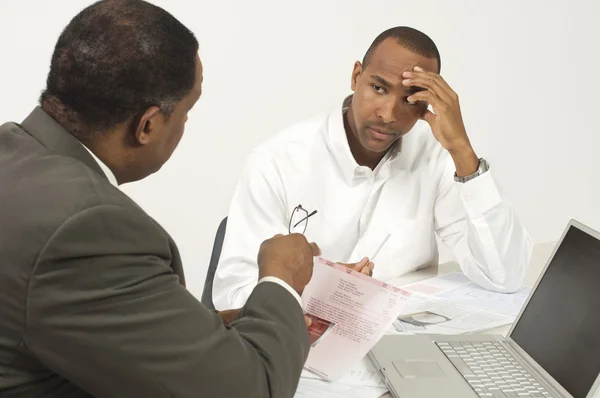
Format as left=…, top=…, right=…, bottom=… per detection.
left=414, top=66, right=423, bottom=71
left=403, top=79, right=411, bottom=85
left=402, top=71, right=412, bottom=77
left=407, top=96, right=415, bottom=103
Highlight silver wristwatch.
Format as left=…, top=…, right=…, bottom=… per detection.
left=454, top=158, right=489, bottom=183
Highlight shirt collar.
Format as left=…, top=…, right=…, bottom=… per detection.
left=326, top=95, right=401, bottom=185
left=80, top=143, right=119, bottom=187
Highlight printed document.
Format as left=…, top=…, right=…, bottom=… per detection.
left=403, top=272, right=531, bottom=316
left=295, top=377, right=387, bottom=398
left=393, top=294, right=514, bottom=335
left=301, top=356, right=385, bottom=388
left=301, top=257, right=412, bottom=380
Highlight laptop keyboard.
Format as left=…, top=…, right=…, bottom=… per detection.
left=436, top=341, right=555, bottom=398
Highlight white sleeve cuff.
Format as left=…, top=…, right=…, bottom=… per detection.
left=457, top=169, right=503, bottom=215
left=257, top=276, right=303, bottom=308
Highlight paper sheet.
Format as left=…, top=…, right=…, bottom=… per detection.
left=393, top=294, right=514, bottom=334
left=300, top=257, right=412, bottom=380
left=295, top=377, right=388, bottom=398
left=301, top=356, right=385, bottom=388
left=404, top=273, right=531, bottom=316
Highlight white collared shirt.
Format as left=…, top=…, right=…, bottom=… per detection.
left=80, top=143, right=119, bottom=187
left=212, top=98, right=533, bottom=310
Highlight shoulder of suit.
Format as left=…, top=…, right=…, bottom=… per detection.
left=1, top=121, right=134, bottom=212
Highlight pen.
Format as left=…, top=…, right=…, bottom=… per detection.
left=371, top=233, right=391, bottom=262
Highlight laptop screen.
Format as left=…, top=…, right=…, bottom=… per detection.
left=511, top=224, right=600, bottom=398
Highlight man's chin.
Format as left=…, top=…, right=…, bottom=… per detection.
left=361, top=137, right=397, bottom=154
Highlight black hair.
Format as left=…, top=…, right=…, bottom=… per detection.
left=362, top=26, right=441, bottom=72
left=40, top=0, right=199, bottom=138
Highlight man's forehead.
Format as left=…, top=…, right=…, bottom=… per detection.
left=368, top=40, right=438, bottom=75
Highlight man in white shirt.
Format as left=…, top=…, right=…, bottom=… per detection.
left=213, top=26, right=533, bottom=310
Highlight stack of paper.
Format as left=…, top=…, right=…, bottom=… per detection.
left=301, top=356, right=385, bottom=388
left=394, top=273, right=532, bottom=335
left=297, top=357, right=388, bottom=398
left=295, top=377, right=387, bottom=398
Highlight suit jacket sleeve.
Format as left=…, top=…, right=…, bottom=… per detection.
left=25, top=204, right=309, bottom=398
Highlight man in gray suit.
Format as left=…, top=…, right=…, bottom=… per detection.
left=0, top=1, right=320, bottom=397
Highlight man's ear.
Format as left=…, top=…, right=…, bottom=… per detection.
left=351, top=61, right=363, bottom=92
left=133, top=106, right=162, bottom=145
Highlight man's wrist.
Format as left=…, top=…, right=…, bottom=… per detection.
left=258, top=276, right=304, bottom=307
left=450, top=145, right=479, bottom=177
left=259, top=269, right=299, bottom=293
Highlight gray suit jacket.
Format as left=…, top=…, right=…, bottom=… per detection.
left=0, top=107, right=310, bottom=397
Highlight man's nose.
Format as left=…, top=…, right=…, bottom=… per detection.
left=376, top=99, right=397, bottom=124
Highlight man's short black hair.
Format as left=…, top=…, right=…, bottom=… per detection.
left=362, top=26, right=441, bottom=73
left=40, top=0, right=199, bottom=138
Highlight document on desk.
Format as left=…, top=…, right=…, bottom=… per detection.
left=403, top=272, right=531, bottom=317
left=301, top=356, right=386, bottom=388
left=301, top=257, right=412, bottom=380
left=295, top=377, right=388, bottom=398
left=393, top=294, right=514, bottom=335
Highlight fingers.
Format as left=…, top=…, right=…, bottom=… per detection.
left=285, top=233, right=320, bottom=256
left=354, top=258, right=374, bottom=276
left=406, top=90, right=445, bottom=114
left=360, top=261, right=374, bottom=276
left=305, top=315, right=312, bottom=328
left=354, top=257, right=369, bottom=270
left=309, top=242, right=321, bottom=256
left=402, top=67, right=456, bottom=105
left=360, top=262, right=374, bottom=275
left=419, top=109, right=436, bottom=125
left=404, top=66, right=450, bottom=91
left=336, top=257, right=374, bottom=275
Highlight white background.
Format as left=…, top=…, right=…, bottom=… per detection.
left=1, top=0, right=598, bottom=298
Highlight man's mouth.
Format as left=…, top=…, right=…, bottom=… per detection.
left=367, top=126, right=396, bottom=140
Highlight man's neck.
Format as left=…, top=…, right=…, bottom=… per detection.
left=81, top=137, right=124, bottom=184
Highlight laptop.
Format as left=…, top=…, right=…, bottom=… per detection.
left=369, top=219, right=600, bottom=398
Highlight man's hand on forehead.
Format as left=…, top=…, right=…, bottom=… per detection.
left=401, top=66, right=469, bottom=152
left=402, top=66, right=480, bottom=176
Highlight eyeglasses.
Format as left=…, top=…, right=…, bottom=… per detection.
left=288, top=204, right=318, bottom=234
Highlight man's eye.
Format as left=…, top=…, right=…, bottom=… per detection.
left=372, top=84, right=385, bottom=94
